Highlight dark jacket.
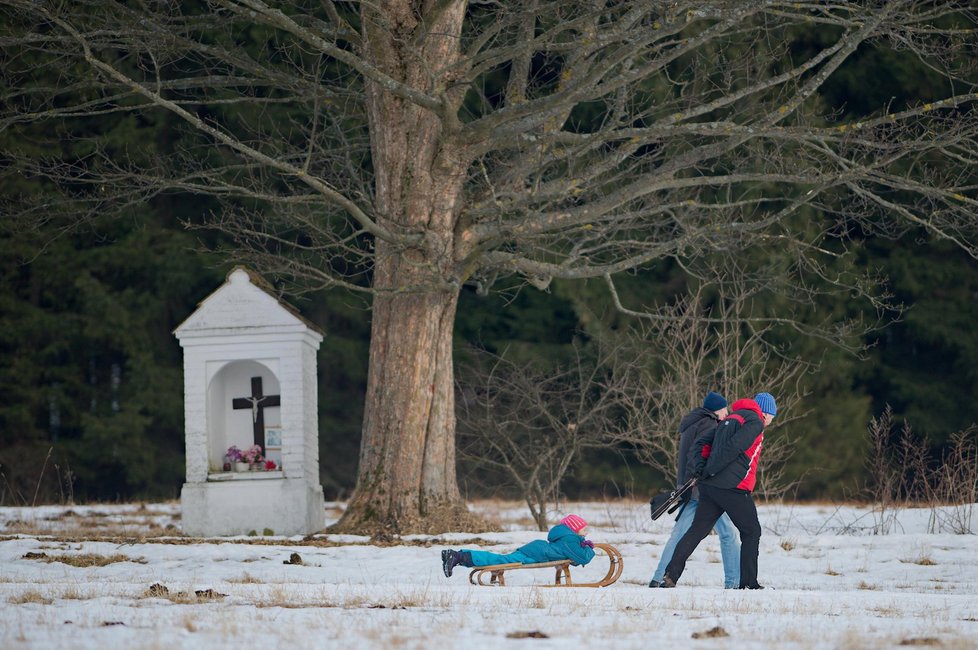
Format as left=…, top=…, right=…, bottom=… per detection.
left=517, top=524, right=596, bottom=566
left=693, top=398, right=765, bottom=492
left=677, top=407, right=723, bottom=496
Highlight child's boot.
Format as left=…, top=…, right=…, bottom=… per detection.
left=441, top=549, right=460, bottom=577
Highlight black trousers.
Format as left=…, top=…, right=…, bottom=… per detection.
left=663, top=483, right=762, bottom=588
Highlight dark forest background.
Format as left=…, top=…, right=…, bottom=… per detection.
left=2, top=16, right=977, bottom=506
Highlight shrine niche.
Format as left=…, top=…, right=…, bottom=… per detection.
left=214, top=363, right=282, bottom=470
left=173, top=267, right=326, bottom=536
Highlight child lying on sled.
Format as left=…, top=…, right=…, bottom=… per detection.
left=441, top=514, right=596, bottom=577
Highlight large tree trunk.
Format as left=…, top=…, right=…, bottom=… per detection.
left=332, top=1, right=479, bottom=534
left=335, top=286, right=475, bottom=534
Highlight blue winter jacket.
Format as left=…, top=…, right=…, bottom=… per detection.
left=516, top=524, right=595, bottom=566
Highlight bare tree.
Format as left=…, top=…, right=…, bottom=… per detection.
left=928, top=428, right=978, bottom=534
left=456, top=342, right=624, bottom=531
left=607, top=281, right=809, bottom=499
left=2, top=1, right=977, bottom=532
left=865, top=407, right=978, bottom=534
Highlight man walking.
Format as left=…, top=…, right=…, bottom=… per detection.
left=660, top=392, right=777, bottom=590
left=649, top=391, right=740, bottom=588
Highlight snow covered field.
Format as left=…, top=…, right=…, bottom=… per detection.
left=1, top=500, right=976, bottom=649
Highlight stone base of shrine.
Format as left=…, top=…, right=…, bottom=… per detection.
left=180, top=478, right=325, bottom=536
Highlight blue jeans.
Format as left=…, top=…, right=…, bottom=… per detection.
left=651, top=498, right=741, bottom=588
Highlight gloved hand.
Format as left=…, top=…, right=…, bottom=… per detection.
left=691, top=461, right=706, bottom=479
left=580, top=539, right=594, bottom=549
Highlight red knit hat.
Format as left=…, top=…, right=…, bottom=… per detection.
left=560, top=514, right=588, bottom=533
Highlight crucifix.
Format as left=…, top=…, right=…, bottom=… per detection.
left=232, top=377, right=280, bottom=450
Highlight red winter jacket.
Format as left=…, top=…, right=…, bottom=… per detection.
left=694, top=398, right=765, bottom=492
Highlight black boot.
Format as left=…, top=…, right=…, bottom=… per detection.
left=739, top=583, right=765, bottom=590
left=659, top=575, right=676, bottom=588
left=442, top=549, right=463, bottom=577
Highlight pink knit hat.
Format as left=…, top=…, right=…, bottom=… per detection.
left=559, top=514, right=588, bottom=533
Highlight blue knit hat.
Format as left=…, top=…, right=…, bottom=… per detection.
left=755, top=392, right=777, bottom=417
left=703, top=391, right=728, bottom=412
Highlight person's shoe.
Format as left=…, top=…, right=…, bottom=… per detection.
left=648, top=580, right=661, bottom=588
left=739, top=583, right=765, bottom=590
left=441, top=549, right=460, bottom=577
left=658, top=575, right=676, bottom=588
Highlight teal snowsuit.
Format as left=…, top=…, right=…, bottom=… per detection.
left=462, top=524, right=596, bottom=567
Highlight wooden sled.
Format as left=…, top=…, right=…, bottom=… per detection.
left=468, top=543, right=623, bottom=588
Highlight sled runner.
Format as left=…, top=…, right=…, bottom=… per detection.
left=649, top=477, right=697, bottom=521
left=468, top=542, right=623, bottom=587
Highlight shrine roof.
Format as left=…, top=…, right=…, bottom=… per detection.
left=173, top=266, right=326, bottom=337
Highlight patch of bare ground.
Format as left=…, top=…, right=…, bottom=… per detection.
left=140, top=583, right=227, bottom=603
left=21, top=551, right=146, bottom=567
left=898, top=639, right=941, bottom=646
left=2, top=534, right=498, bottom=548
left=328, top=501, right=498, bottom=537
left=692, top=626, right=730, bottom=639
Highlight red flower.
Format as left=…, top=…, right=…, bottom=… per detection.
left=264, top=460, right=277, bottom=470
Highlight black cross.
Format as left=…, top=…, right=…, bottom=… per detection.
left=232, top=377, right=280, bottom=451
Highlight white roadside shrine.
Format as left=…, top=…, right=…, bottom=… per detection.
left=174, top=267, right=326, bottom=536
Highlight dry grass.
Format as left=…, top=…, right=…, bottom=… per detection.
left=254, top=585, right=300, bottom=607
left=22, top=551, right=145, bottom=567
left=780, top=538, right=796, bottom=552
left=857, top=581, right=879, bottom=591
left=868, top=606, right=901, bottom=617
left=254, top=598, right=337, bottom=609
left=621, top=578, right=651, bottom=586
left=227, top=572, right=264, bottom=584
left=382, top=588, right=429, bottom=608
left=8, top=590, right=53, bottom=605
left=836, top=631, right=874, bottom=650
left=1, top=520, right=39, bottom=536
left=776, top=626, right=813, bottom=645
left=249, top=585, right=373, bottom=609
left=519, top=589, right=548, bottom=609
left=899, top=543, right=936, bottom=566
left=3, top=516, right=501, bottom=551
left=901, top=554, right=936, bottom=566
left=940, top=637, right=978, bottom=650
left=0, top=505, right=183, bottom=539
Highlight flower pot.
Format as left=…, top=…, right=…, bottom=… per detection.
left=234, top=462, right=249, bottom=472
